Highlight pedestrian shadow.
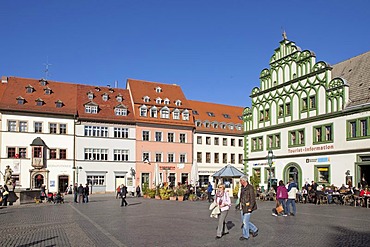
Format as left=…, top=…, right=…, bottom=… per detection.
left=17, top=236, right=57, bottom=247
left=127, top=202, right=142, bottom=206
left=226, top=221, right=235, bottom=230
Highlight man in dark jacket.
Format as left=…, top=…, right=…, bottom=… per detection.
left=120, top=184, right=128, bottom=207
left=239, top=175, right=258, bottom=241
left=77, top=184, right=84, bottom=203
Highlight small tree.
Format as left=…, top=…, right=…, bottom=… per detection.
left=250, top=173, right=260, bottom=191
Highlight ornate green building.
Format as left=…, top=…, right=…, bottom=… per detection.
left=244, top=33, right=370, bottom=189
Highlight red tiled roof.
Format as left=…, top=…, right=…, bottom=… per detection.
left=188, top=100, right=244, bottom=135
left=76, top=84, right=135, bottom=123
left=126, top=79, right=194, bottom=127
left=0, top=77, right=77, bottom=115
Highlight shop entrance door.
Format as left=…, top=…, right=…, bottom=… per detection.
left=58, top=175, right=69, bottom=193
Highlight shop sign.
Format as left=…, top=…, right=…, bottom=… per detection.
left=306, top=157, right=330, bottom=163
left=50, top=180, right=55, bottom=187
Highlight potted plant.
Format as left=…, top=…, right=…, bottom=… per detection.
left=169, top=189, right=176, bottom=201
left=233, top=183, right=240, bottom=199
left=188, top=193, right=197, bottom=201
left=159, top=186, right=171, bottom=200
left=142, top=183, right=149, bottom=198
left=148, top=188, right=156, bottom=198
left=176, top=186, right=186, bottom=201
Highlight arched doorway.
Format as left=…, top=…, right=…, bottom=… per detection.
left=34, top=174, right=44, bottom=188
left=283, top=163, right=302, bottom=188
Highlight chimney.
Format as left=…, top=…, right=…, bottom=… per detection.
left=1, top=76, right=8, bottom=83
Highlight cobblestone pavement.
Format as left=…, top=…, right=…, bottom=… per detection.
left=0, top=194, right=370, bottom=247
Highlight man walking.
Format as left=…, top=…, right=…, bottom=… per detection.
left=78, top=184, right=84, bottom=203
left=239, top=175, right=258, bottom=241
left=207, top=182, right=213, bottom=202
left=120, top=184, right=128, bottom=207
left=73, top=183, right=78, bottom=203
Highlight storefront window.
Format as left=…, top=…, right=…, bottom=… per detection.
left=315, top=166, right=330, bottom=184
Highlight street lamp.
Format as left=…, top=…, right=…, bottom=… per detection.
left=73, top=166, right=83, bottom=184
left=267, top=150, right=274, bottom=190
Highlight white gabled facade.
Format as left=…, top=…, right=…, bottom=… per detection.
left=244, top=35, right=370, bottom=190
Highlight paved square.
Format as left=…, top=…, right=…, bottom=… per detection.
left=0, top=194, right=369, bottom=247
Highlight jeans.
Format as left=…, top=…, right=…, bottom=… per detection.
left=286, top=199, right=296, bottom=215
left=278, top=199, right=287, bottom=214
left=241, top=211, right=258, bottom=239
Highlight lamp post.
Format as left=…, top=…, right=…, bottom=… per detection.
left=73, top=166, right=83, bottom=184
left=267, top=150, right=274, bottom=190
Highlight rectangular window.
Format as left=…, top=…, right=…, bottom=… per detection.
left=59, top=124, right=67, bottom=134
left=214, top=137, right=219, bottom=145
left=142, top=131, right=150, bottom=141
left=360, top=119, right=368, bottom=137
left=7, top=147, right=16, bottom=158
left=179, top=134, right=186, bottom=143
left=214, top=153, right=219, bottom=163
left=34, top=122, right=43, bottom=133
left=238, top=154, right=243, bottom=164
left=206, top=137, right=211, bottom=145
left=50, top=149, right=57, bottom=159
left=155, top=132, right=162, bottom=142
left=197, top=136, right=202, bottom=144
left=238, top=139, right=243, bottom=147
left=313, top=124, right=333, bottom=144
left=168, top=153, right=174, bottom=163
left=59, top=149, right=67, bottom=159
left=230, top=153, right=235, bottom=164
left=259, top=110, right=264, bottom=122
left=267, top=133, right=280, bottom=149
left=87, top=175, right=105, bottom=186
left=143, top=152, right=149, bottom=161
left=19, top=147, right=27, bottom=158
left=302, top=97, right=308, bottom=111
left=315, top=166, right=330, bottom=184
left=251, top=136, right=263, bottom=151
left=197, top=152, right=202, bottom=163
left=309, top=96, right=316, bottom=109
left=289, top=129, right=305, bottom=147
left=168, top=133, right=174, bottom=142
left=223, top=138, right=227, bottom=146
left=19, top=121, right=28, bottom=132
left=285, top=103, right=291, bottom=115
left=114, top=127, right=129, bottom=138
left=179, top=154, right=186, bottom=163
left=155, top=153, right=162, bottom=162
left=206, top=152, right=211, bottom=163
left=114, top=149, right=129, bottom=161
left=50, top=123, right=57, bottom=134
left=84, top=126, right=108, bottom=137
left=84, top=148, right=108, bottom=161
left=223, top=153, right=227, bottom=163
left=231, top=138, right=235, bottom=146
left=278, top=104, right=284, bottom=117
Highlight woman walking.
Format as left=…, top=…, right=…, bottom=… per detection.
left=276, top=180, right=288, bottom=216
left=215, top=184, right=231, bottom=239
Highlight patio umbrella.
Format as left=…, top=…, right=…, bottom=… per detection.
left=191, top=161, right=199, bottom=187
left=212, top=164, right=244, bottom=178
left=154, top=163, right=161, bottom=187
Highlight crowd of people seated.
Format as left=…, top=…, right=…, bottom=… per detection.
left=257, top=177, right=370, bottom=208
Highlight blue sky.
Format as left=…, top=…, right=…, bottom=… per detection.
left=1, top=1, right=369, bottom=107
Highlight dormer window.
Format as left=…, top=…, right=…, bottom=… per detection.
left=116, top=95, right=123, bottom=102
left=109, top=88, right=114, bottom=93
left=236, top=124, right=242, bottom=131
left=228, top=124, right=234, bottom=130
left=114, top=105, right=128, bottom=116
left=55, top=100, right=63, bottom=108
left=140, top=105, right=148, bottom=117
left=238, top=116, right=243, bottom=120
left=155, top=86, right=162, bottom=93
left=173, top=109, right=180, bottom=120
left=207, top=112, right=215, bottom=117
left=223, top=114, right=230, bottom=119
left=44, top=87, right=52, bottom=95
left=192, top=110, right=199, bottom=115
left=220, top=123, right=226, bottom=129
left=195, top=120, right=201, bottom=127
left=39, top=79, right=47, bottom=86
left=102, top=93, right=109, bottom=101
left=175, top=100, right=182, bottom=106
left=87, top=92, right=94, bottom=100
left=95, top=87, right=101, bottom=92
left=150, top=106, right=158, bottom=118
left=143, top=96, right=150, bottom=103
left=164, top=98, right=170, bottom=105
left=160, top=106, right=170, bottom=119
left=182, top=109, right=189, bottom=120
left=85, top=104, right=98, bottom=114
left=156, top=98, right=162, bottom=104
left=16, top=96, right=25, bottom=105
left=26, top=85, right=34, bottom=93
left=35, top=98, right=44, bottom=106
left=212, top=122, right=218, bottom=128
left=204, top=121, right=210, bottom=128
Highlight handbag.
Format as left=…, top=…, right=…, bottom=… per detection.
left=209, top=201, right=218, bottom=210
left=276, top=201, right=284, bottom=214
